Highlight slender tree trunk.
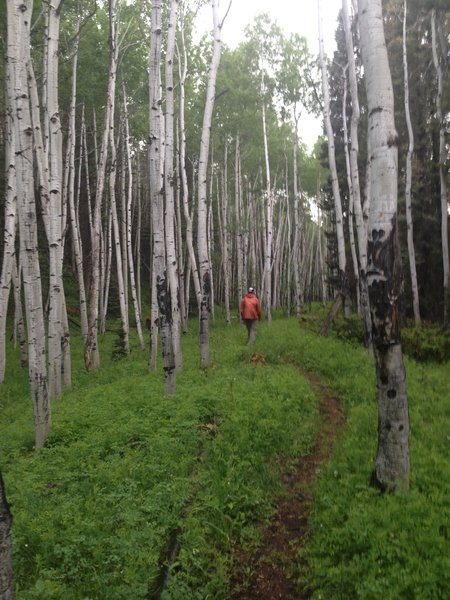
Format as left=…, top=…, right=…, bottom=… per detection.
left=178, top=15, right=202, bottom=318
left=343, top=0, right=372, bottom=345
left=261, top=77, right=273, bottom=325
left=319, top=0, right=349, bottom=315
left=149, top=0, right=176, bottom=393
left=0, top=471, right=13, bottom=600
left=359, top=0, right=410, bottom=493
left=197, top=0, right=225, bottom=367
left=0, top=70, right=16, bottom=384
left=164, top=0, right=182, bottom=370
left=292, top=115, right=303, bottom=317
left=220, top=143, right=231, bottom=325
left=85, top=0, right=118, bottom=370
left=10, top=0, right=50, bottom=448
left=235, top=136, right=245, bottom=305
left=12, top=256, right=28, bottom=367
left=403, top=0, right=420, bottom=325
left=45, top=0, right=66, bottom=398
left=431, top=10, right=449, bottom=329
left=123, top=85, right=145, bottom=350
left=342, top=65, right=361, bottom=314
left=67, top=26, right=89, bottom=342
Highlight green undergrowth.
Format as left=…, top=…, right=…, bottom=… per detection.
left=268, top=318, right=449, bottom=599
left=1, top=317, right=319, bottom=599
left=1, top=312, right=449, bottom=598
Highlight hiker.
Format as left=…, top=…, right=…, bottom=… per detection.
left=240, top=287, right=262, bottom=345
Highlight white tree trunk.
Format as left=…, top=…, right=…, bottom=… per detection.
left=220, top=143, right=231, bottom=325
left=107, top=28, right=130, bottom=357
left=343, top=0, right=372, bottom=344
left=164, top=0, right=183, bottom=370
left=342, top=66, right=361, bottom=315
left=403, top=0, right=420, bottom=325
left=12, top=256, right=28, bottom=367
left=359, top=0, right=410, bottom=492
left=10, top=0, right=50, bottom=448
left=67, top=32, right=89, bottom=342
left=319, top=0, right=349, bottom=314
left=197, top=0, right=224, bottom=368
left=292, top=116, right=303, bottom=317
left=261, top=80, right=274, bottom=326
left=0, top=471, right=13, bottom=600
left=149, top=0, right=176, bottom=393
left=0, top=68, right=16, bottom=384
left=85, top=0, right=118, bottom=370
left=123, top=85, right=145, bottom=350
left=178, top=14, right=202, bottom=318
left=45, top=0, right=66, bottom=398
left=431, top=11, right=449, bottom=329
left=235, top=136, right=245, bottom=305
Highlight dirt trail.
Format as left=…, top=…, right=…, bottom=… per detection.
left=230, top=366, right=345, bottom=599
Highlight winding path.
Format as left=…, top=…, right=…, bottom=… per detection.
left=230, top=366, right=346, bottom=599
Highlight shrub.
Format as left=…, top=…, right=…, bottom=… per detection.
left=401, top=324, right=450, bottom=363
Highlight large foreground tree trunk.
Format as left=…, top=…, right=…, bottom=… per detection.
left=359, top=0, right=410, bottom=493
left=0, top=471, right=13, bottom=600
left=431, top=10, right=449, bottom=329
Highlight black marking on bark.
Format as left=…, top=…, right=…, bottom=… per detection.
left=369, top=106, right=383, bottom=117
left=387, top=133, right=398, bottom=148
left=367, top=216, right=403, bottom=346
left=156, top=272, right=172, bottom=323
left=387, top=389, right=397, bottom=399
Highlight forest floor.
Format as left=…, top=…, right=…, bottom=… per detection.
left=230, top=364, right=346, bottom=599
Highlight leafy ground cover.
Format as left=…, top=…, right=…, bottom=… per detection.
left=1, top=310, right=449, bottom=599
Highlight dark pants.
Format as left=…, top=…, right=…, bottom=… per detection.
left=244, top=319, right=258, bottom=345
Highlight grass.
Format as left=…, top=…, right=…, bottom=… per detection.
left=1, top=309, right=449, bottom=599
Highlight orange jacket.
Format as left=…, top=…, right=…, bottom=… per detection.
left=240, top=293, right=262, bottom=320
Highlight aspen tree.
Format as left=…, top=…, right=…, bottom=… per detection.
left=149, top=0, right=176, bottom=393
left=359, top=0, right=410, bottom=492
left=403, top=0, right=420, bottom=324
left=431, top=10, right=449, bottom=329
left=292, top=114, right=303, bottom=317
left=342, top=65, right=361, bottom=312
left=235, top=136, right=245, bottom=304
left=342, top=0, right=372, bottom=344
left=66, top=26, right=89, bottom=343
left=106, top=7, right=129, bottom=356
left=261, top=72, right=274, bottom=326
left=220, top=142, right=231, bottom=325
left=85, top=0, right=118, bottom=369
left=177, top=11, right=202, bottom=321
left=164, top=0, right=182, bottom=370
left=11, top=257, right=28, bottom=368
left=0, top=471, right=13, bottom=600
left=318, top=0, right=349, bottom=315
left=123, top=85, right=145, bottom=350
left=9, top=0, right=50, bottom=447
left=0, top=66, right=16, bottom=384
left=197, top=0, right=227, bottom=368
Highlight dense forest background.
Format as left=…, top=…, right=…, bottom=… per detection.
left=0, top=0, right=448, bottom=432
